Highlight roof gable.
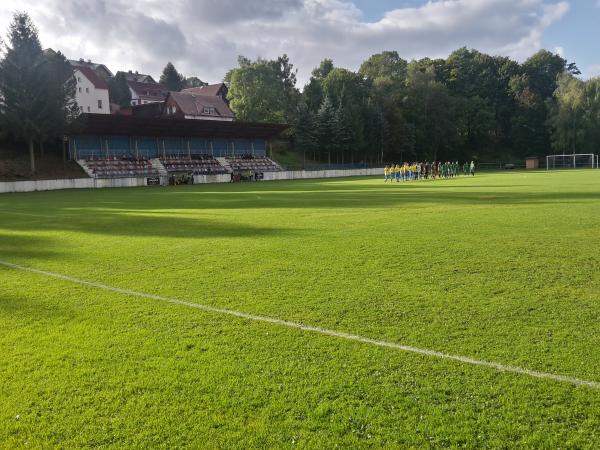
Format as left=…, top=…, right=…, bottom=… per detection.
left=168, top=91, right=234, bottom=119
left=128, top=81, right=168, bottom=99
left=69, top=59, right=113, bottom=77
left=118, top=71, right=157, bottom=83
left=75, top=66, right=109, bottom=90
left=181, top=83, right=226, bottom=97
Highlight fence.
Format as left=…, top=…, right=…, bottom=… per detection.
left=0, top=177, right=153, bottom=193
left=283, top=163, right=374, bottom=171
left=0, top=168, right=385, bottom=194
left=477, top=161, right=527, bottom=170
left=263, top=168, right=383, bottom=181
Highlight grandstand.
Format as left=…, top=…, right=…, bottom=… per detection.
left=225, top=154, right=282, bottom=172
left=81, top=156, right=160, bottom=179
left=160, top=154, right=228, bottom=175
left=67, top=114, right=287, bottom=181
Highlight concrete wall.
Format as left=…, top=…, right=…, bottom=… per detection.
left=263, top=168, right=383, bottom=181
left=0, top=177, right=149, bottom=194
left=0, top=169, right=383, bottom=194
left=193, top=174, right=231, bottom=184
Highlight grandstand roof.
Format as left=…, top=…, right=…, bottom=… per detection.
left=68, top=114, right=288, bottom=139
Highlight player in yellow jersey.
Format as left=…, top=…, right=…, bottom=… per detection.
left=384, top=165, right=390, bottom=182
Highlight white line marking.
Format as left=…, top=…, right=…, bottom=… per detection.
left=1, top=259, right=599, bottom=390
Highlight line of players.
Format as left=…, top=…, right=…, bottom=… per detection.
left=384, top=161, right=475, bottom=182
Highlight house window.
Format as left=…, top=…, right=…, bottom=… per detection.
left=98, top=99, right=102, bottom=109
left=77, top=77, right=81, bottom=82
left=86, top=87, right=89, bottom=93
left=78, top=87, right=82, bottom=93
left=203, top=107, right=215, bottom=115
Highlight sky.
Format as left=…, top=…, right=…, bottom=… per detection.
left=0, top=0, right=598, bottom=86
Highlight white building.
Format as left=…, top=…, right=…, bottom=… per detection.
left=73, top=66, right=110, bottom=115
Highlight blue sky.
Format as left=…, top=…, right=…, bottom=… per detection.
left=0, top=0, right=597, bottom=83
left=351, top=0, right=600, bottom=78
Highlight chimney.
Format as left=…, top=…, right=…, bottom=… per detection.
left=128, top=70, right=132, bottom=73
left=79, top=58, right=84, bottom=62
left=87, top=59, right=91, bottom=63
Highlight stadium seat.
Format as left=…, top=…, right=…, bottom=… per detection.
left=85, top=156, right=160, bottom=179
left=160, top=154, right=229, bottom=175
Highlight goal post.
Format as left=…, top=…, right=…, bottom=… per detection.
left=546, top=154, right=598, bottom=170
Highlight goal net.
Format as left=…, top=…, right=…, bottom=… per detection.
left=546, top=154, right=598, bottom=170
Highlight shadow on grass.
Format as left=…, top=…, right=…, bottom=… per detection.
left=1, top=178, right=598, bottom=240
left=0, top=212, right=299, bottom=240
left=65, top=188, right=600, bottom=212
left=0, top=233, right=61, bottom=260
left=0, top=292, right=75, bottom=323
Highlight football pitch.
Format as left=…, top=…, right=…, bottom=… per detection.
left=1, top=170, right=600, bottom=447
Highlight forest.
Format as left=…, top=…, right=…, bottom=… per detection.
left=1, top=12, right=599, bottom=172
left=225, top=50, right=599, bottom=165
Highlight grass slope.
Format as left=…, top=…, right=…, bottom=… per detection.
left=0, top=147, right=87, bottom=181
left=1, top=171, right=600, bottom=447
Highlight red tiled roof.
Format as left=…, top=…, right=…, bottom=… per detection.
left=118, top=71, right=156, bottom=83
left=181, top=83, right=225, bottom=97
left=127, top=81, right=168, bottom=100
left=168, top=92, right=234, bottom=119
left=75, top=66, right=109, bottom=90
left=69, top=59, right=113, bottom=77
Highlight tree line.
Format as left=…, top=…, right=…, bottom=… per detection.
left=0, top=13, right=78, bottom=173
left=225, top=50, right=599, bottom=166
left=1, top=12, right=599, bottom=175
left=0, top=13, right=211, bottom=173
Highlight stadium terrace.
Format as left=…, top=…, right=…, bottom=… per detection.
left=66, top=114, right=287, bottom=182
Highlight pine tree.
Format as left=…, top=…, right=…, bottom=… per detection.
left=159, top=62, right=184, bottom=91
left=108, top=72, right=132, bottom=107
left=333, top=102, right=353, bottom=164
left=39, top=50, right=79, bottom=150
left=0, top=13, right=47, bottom=174
left=293, top=101, right=316, bottom=167
left=315, top=96, right=336, bottom=165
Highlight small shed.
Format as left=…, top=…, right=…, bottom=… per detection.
left=525, top=157, right=539, bottom=169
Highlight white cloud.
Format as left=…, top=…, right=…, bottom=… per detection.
left=0, top=0, right=571, bottom=86
left=586, top=64, right=600, bottom=79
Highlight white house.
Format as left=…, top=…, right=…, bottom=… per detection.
left=73, top=66, right=110, bottom=115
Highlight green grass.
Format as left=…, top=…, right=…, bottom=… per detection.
left=1, top=170, right=600, bottom=448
